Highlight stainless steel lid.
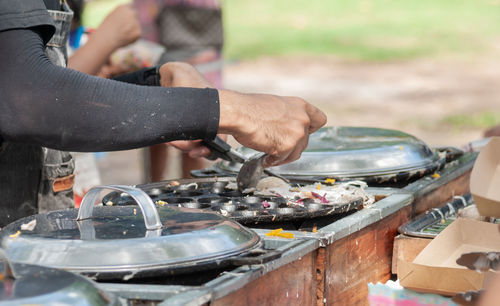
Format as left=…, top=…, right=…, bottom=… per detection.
left=0, top=250, right=115, bottom=305
left=216, top=126, right=443, bottom=177
left=1, top=186, right=260, bottom=278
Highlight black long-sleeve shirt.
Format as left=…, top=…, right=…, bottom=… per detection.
left=0, top=0, right=220, bottom=152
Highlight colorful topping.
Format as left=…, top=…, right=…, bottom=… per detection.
left=9, top=231, right=21, bottom=238
left=20, top=219, right=37, bottom=231
left=265, top=228, right=295, bottom=239
left=325, top=178, right=336, bottom=184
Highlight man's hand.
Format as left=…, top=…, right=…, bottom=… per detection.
left=158, top=62, right=327, bottom=167
left=218, top=90, right=326, bottom=167
left=159, top=62, right=212, bottom=88
left=168, top=134, right=228, bottom=159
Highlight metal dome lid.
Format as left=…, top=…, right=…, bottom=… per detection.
left=0, top=249, right=116, bottom=305
left=1, top=186, right=260, bottom=279
left=215, top=126, right=443, bottom=178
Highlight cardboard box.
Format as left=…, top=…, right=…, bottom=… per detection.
left=391, top=235, right=431, bottom=274
left=470, top=137, right=500, bottom=218
left=398, top=218, right=500, bottom=295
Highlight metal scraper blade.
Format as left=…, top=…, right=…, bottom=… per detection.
left=236, top=153, right=266, bottom=193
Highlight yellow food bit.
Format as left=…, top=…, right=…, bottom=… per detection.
left=265, top=228, right=295, bottom=239
left=312, top=225, right=318, bottom=233
left=9, top=231, right=21, bottom=238
left=432, top=173, right=441, bottom=179
left=106, top=201, right=113, bottom=206
left=133, top=208, right=137, bottom=215
left=441, top=218, right=446, bottom=224
left=157, top=200, right=168, bottom=206
left=316, top=183, right=322, bottom=190
left=399, top=146, right=404, bottom=151
left=290, top=187, right=300, bottom=192
left=325, top=178, right=336, bottom=184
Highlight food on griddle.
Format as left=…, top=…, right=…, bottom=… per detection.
left=256, top=176, right=289, bottom=190
left=255, top=180, right=374, bottom=207
left=20, top=219, right=36, bottom=231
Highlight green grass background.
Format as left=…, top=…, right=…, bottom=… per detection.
left=223, top=0, right=500, bottom=61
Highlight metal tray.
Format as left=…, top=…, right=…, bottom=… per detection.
left=102, top=178, right=364, bottom=224
left=398, top=193, right=473, bottom=238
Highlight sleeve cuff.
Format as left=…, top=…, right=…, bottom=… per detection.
left=204, top=88, right=220, bottom=140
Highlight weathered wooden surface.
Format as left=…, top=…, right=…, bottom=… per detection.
left=391, top=235, right=431, bottom=274
left=322, top=206, right=412, bottom=306
left=212, top=251, right=318, bottom=306
left=316, top=248, right=325, bottom=306
left=320, top=169, right=472, bottom=305
left=211, top=161, right=473, bottom=305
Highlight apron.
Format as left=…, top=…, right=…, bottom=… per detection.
left=0, top=3, right=75, bottom=227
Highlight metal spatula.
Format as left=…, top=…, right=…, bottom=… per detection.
left=236, top=153, right=266, bottom=192
left=236, top=153, right=289, bottom=192
left=202, top=137, right=288, bottom=192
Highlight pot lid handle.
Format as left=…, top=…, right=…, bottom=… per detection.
left=77, top=185, right=162, bottom=230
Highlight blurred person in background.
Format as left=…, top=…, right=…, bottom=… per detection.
left=67, top=1, right=142, bottom=76
left=134, top=0, right=224, bottom=181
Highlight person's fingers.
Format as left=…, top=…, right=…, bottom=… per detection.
left=159, top=62, right=212, bottom=88
left=306, top=103, right=327, bottom=133
left=262, top=154, right=283, bottom=168
left=168, top=139, right=214, bottom=158
left=281, top=133, right=309, bottom=165
left=264, top=130, right=309, bottom=167
left=217, top=134, right=228, bottom=141
left=168, top=140, right=202, bottom=151
left=188, top=146, right=211, bottom=158
left=159, top=64, right=174, bottom=87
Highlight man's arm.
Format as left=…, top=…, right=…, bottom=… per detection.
left=159, top=62, right=327, bottom=167
left=0, top=28, right=327, bottom=165
left=0, top=28, right=219, bottom=151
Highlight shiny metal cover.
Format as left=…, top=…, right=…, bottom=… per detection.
left=216, top=126, right=442, bottom=177
left=1, top=186, right=260, bottom=278
left=0, top=250, right=115, bottom=305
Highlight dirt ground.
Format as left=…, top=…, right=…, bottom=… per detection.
left=224, top=55, right=500, bottom=147
left=97, top=54, right=500, bottom=185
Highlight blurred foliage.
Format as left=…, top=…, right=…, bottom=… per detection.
left=81, top=0, right=131, bottom=28
left=443, top=112, right=500, bottom=130
left=223, top=0, right=500, bottom=61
